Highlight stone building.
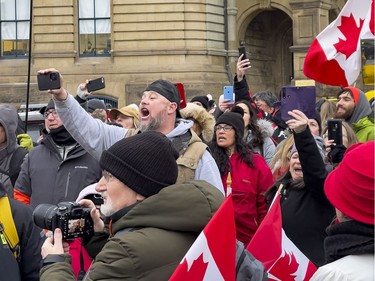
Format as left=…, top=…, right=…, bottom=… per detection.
left=0, top=0, right=367, bottom=110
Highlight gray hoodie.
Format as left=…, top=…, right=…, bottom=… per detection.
left=54, top=94, right=224, bottom=194
left=0, top=104, right=21, bottom=196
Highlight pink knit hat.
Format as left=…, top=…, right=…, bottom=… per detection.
left=324, top=141, right=375, bottom=225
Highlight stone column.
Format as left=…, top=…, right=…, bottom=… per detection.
left=289, top=1, right=332, bottom=83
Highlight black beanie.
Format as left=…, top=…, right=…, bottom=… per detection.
left=99, top=131, right=179, bottom=197
left=191, top=96, right=209, bottom=110
left=39, top=99, right=55, bottom=115
left=215, top=106, right=245, bottom=138
left=145, top=79, right=182, bottom=118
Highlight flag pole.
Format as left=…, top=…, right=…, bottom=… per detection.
left=25, top=0, right=33, bottom=133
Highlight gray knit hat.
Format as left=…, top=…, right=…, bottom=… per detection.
left=99, top=131, right=179, bottom=197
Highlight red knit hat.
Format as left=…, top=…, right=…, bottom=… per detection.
left=340, top=86, right=360, bottom=104
left=324, top=141, right=375, bottom=225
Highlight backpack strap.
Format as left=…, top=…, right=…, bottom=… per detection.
left=9, top=147, right=27, bottom=186
left=0, top=196, right=20, bottom=261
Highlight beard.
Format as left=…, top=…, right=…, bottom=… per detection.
left=334, top=106, right=354, bottom=120
left=100, top=197, right=115, bottom=217
left=139, top=109, right=166, bottom=132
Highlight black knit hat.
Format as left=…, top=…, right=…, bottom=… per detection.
left=215, top=106, right=245, bottom=138
left=191, top=96, right=209, bottom=110
left=87, top=99, right=106, bottom=113
left=145, top=79, right=182, bottom=118
left=39, top=99, right=55, bottom=115
left=99, top=131, right=179, bottom=197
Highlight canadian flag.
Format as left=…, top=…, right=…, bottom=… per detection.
left=169, top=195, right=236, bottom=281
left=247, top=193, right=317, bottom=281
left=303, top=0, right=375, bottom=87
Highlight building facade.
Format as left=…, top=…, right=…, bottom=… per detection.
left=0, top=0, right=368, bottom=109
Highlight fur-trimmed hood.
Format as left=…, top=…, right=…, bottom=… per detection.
left=180, top=102, right=215, bottom=142
left=256, top=119, right=274, bottom=138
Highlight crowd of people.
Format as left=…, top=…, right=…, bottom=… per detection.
left=0, top=54, right=373, bottom=280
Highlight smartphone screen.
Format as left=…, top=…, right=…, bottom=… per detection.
left=327, top=119, right=343, bottom=146
left=175, top=82, right=186, bottom=109
left=87, top=77, right=105, bottom=92
left=280, top=86, right=316, bottom=121
left=223, top=86, right=234, bottom=102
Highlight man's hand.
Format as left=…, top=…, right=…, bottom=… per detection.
left=37, top=69, right=68, bottom=101
left=236, top=54, right=251, bottom=82
left=77, top=80, right=91, bottom=100
left=79, top=199, right=105, bottom=233
left=41, top=228, right=64, bottom=259
left=285, top=110, right=308, bottom=133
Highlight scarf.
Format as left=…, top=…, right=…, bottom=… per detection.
left=324, top=220, right=374, bottom=263
left=49, top=126, right=76, bottom=146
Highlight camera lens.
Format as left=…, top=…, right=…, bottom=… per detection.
left=50, top=73, right=57, bottom=81
left=32, top=204, right=58, bottom=230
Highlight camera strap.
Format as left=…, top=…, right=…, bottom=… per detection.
left=0, top=196, right=20, bottom=261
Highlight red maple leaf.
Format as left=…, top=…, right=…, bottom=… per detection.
left=269, top=251, right=299, bottom=281
left=333, top=13, right=364, bottom=59
left=174, top=254, right=208, bottom=281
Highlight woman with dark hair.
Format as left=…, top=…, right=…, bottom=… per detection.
left=235, top=99, right=276, bottom=165
left=209, top=106, right=274, bottom=246
left=265, top=109, right=335, bottom=267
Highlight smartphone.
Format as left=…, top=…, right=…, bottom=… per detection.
left=87, top=77, right=105, bottom=92
left=327, top=119, right=343, bottom=146
left=238, top=45, right=247, bottom=61
left=37, top=72, right=61, bottom=91
left=175, top=82, right=187, bottom=109
left=280, top=86, right=316, bottom=121
left=223, top=86, right=234, bottom=102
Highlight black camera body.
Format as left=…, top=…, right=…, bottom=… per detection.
left=33, top=202, right=94, bottom=240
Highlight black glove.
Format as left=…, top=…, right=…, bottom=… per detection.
left=328, top=144, right=347, bottom=164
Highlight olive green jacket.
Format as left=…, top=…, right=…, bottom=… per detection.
left=40, top=180, right=224, bottom=281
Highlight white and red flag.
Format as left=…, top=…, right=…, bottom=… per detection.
left=303, top=0, right=375, bottom=86
left=247, top=192, right=317, bottom=281
left=169, top=195, right=236, bottom=281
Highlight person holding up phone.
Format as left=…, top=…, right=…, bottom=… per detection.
left=322, top=120, right=358, bottom=167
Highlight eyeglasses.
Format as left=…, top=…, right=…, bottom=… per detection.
left=43, top=110, right=58, bottom=119
left=102, top=170, right=115, bottom=183
left=215, top=125, right=233, bottom=132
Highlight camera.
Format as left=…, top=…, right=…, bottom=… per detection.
left=33, top=202, right=94, bottom=240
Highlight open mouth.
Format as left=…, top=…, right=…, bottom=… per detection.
left=140, top=108, right=150, bottom=119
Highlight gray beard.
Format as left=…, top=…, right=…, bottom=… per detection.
left=139, top=112, right=165, bottom=132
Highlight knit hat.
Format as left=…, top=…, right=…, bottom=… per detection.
left=39, top=99, right=55, bottom=115
left=145, top=79, right=182, bottom=118
left=338, top=87, right=360, bottom=104
left=87, top=99, right=106, bottom=113
left=215, top=106, right=245, bottom=138
left=109, top=105, right=140, bottom=128
left=191, top=96, right=210, bottom=110
left=324, top=141, right=375, bottom=225
left=100, top=131, right=179, bottom=197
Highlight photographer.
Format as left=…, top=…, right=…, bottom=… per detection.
left=39, top=131, right=224, bottom=280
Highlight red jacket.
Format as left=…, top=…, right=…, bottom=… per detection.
left=222, top=153, right=274, bottom=246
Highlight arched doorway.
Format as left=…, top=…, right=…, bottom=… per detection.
left=242, top=9, right=292, bottom=95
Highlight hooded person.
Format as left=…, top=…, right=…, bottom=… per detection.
left=40, top=69, right=224, bottom=194
left=13, top=99, right=101, bottom=208
left=39, top=131, right=224, bottom=281
left=311, top=141, right=374, bottom=281
left=0, top=104, right=28, bottom=197
left=335, top=86, right=374, bottom=142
